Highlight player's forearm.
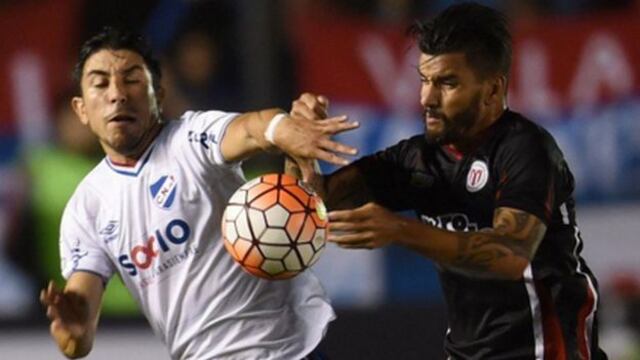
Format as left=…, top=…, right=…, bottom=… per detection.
left=396, top=221, right=531, bottom=280
left=222, top=109, right=284, bottom=162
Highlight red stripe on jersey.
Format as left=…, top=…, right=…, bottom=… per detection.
left=535, top=280, right=567, bottom=359
left=544, top=177, right=554, bottom=222
left=109, top=157, right=137, bottom=167
left=443, top=145, right=464, bottom=161
left=577, top=279, right=596, bottom=359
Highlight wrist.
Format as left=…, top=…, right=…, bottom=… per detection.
left=264, top=113, right=287, bottom=146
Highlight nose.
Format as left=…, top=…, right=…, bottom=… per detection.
left=420, top=82, right=439, bottom=109
left=107, top=79, right=127, bottom=104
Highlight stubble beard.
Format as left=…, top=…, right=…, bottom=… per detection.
left=424, top=94, right=481, bottom=146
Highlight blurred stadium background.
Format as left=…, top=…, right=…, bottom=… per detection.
left=1, top=0, right=639, bottom=359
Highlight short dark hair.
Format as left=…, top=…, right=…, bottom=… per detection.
left=410, top=2, right=512, bottom=79
left=73, top=26, right=162, bottom=94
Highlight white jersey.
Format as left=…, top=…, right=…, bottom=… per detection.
left=59, top=110, right=335, bottom=360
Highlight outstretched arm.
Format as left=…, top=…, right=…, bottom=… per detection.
left=40, top=272, right=105, bottom=358
left=285, top=94, right=372, bottom=209
left=328, top=204, right=546, bottom=280
left=221, top=107, right=358, bottom=165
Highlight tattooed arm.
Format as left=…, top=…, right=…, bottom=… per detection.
left=328, top=204, right=546, bottom=280
left=444, top=207, right=546, bottom=278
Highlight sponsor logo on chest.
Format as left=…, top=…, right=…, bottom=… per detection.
left=117, top=218, right=199, bottom=287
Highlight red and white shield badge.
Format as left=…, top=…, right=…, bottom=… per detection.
left=466, top=160, right=489, bottom=192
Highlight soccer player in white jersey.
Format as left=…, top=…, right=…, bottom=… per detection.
left=39, top=26, right=358, bottom=360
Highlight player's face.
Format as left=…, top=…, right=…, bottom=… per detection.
left=72, top=49, right=163, bottom=159
left=418, top=52, right=487, bottom=145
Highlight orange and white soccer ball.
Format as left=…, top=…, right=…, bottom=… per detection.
left=221, top=173, right=328, bottom=279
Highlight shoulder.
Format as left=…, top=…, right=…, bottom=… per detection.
left=164, top=110, right=241, bottom=163
left=174, top=110, right=240, bottom=130
left=491, top=110, right=567, bottom=172
left=495, top=110, right=561, bottom=155
left=63, top=161, right=109, bottom=222
left=373, top=134, right=429, bottom=161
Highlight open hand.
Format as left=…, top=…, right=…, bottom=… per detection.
left=275, top=113, right=358, bottom=166
left=40, top=281, right=90, bottom=356
left=328, top=202, right=404, bottom=249
left=283, top=93, right=359, bottom=183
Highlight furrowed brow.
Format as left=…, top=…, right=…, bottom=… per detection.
left=86, top=69, right=109, bottom=78
left=122, top=64, right=145, bottom=76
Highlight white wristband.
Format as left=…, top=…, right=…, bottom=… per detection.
left=264, top=113, right=286, bottom=145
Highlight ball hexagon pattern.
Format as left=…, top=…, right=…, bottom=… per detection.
left=221, top=174, right=328, bottom=279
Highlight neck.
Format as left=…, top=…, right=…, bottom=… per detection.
left=449, top=104, right=506, bottom=154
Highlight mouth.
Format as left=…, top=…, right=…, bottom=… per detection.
left=423, top=110, right=444, bottom=126
left=108, top=114, right=136, bottom=123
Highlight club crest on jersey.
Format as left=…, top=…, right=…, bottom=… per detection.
left=150, top=175, right=178, bottom=209
left=466, top=160, right=489, bottom=192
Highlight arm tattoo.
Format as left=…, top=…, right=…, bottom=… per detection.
left=453, top=233, right=517, bottom=272
left=493, top=207, right=546, bottom=242
left=452, top=207, right=546, bottom=273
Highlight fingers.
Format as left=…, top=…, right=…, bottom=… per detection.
left=47, top=302, right=61, bottom=321
left=312, top=148, right=351, bottom=166
left=41, top=281, right=60, bottom=306
left=298, top=93, right=329, bottom=119
left=318, top=138, right=358, bottom=156
left=42, top=281, right=63, bottom=322
left=328, top=207, right=367, bottom=222
left=319, top=116, right=360, bottom=136
left=291, top=99, right=320, bottom=120
left=317, top=95, right=329, bottom=107
left=328, top=220, right=365, bottom=232
left=328, top=231, right=376, bottom=248
left=50, top=321, right=74, bottom=354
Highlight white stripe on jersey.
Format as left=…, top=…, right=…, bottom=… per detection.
left=560, top=203, right=570, bottom=225
left=573, top=226, right=598, bottom=359
left=524, top=265, right=544, bottom=360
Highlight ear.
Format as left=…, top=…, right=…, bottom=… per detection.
left=153, top=85, right=165, bottom=117
left=156, top=86, right=165, bottom=109
left=484, top=75, right=507, bottom=105
left=71, top=96, right=89, bottom=126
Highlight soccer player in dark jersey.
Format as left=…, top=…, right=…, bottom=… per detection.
left=288, top=3, right=608, bottom=359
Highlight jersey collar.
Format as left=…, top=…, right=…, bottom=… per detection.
left=104, top=143, right=155, bottom=177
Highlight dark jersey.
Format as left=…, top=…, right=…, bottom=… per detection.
left=352, top=110, right=607, bottom=359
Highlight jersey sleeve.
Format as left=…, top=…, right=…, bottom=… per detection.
left=494, top=131, right=555, bottom=224
left=60, top=194, right=115, bottom=282
left=178, top=110, right=241, bottom=167
left=350, top=136, right=423, bottom=211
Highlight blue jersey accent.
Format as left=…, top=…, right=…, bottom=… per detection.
left=105, top=145, right=155, bottom=177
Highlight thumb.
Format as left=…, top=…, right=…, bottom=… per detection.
left=318, top=95, right=329, bottom=107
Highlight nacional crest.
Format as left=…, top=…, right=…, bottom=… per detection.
left=150, top=175, right=178, bottom=209
left=466, top=160, right=489, bottom=192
